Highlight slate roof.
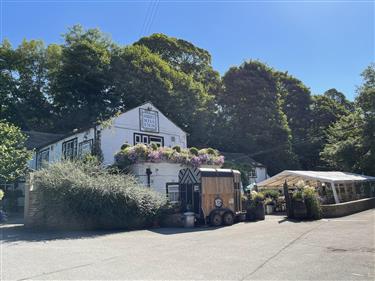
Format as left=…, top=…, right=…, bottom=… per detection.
left=222, top=152, right=265, bottom=167
left=23, top=131, right=65, bottom=150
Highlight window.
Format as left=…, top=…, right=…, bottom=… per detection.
left=249, top=168, right=257, bottom=178
left=79, top=139, right=93, bottom=157
left=166, top=183, right=179, bottom=203
left=62, top=138, right=78, bottom=160
left=134, top=133, right=164, bottom=147
left=36, top=148, right=50, bottom=169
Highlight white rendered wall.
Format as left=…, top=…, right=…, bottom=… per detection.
left=100, top=103, right=187, bottom=165
left=130, top=162, right=187, bottom=194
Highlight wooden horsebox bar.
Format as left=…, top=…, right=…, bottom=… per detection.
left=178, top=167, right=244, bottom=226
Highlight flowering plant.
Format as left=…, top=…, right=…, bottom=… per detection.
left=115, top=144, right=224, bottom=169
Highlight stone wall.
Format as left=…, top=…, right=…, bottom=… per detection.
left=321, top=197, right=375, bottom=218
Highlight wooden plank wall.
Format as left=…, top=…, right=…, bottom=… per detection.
left=201, top=176, right=235, bottom=218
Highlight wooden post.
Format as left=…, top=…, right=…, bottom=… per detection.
left=283, top=180, right=292, bottom=218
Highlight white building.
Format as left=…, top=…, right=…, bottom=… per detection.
left=26, top=102, right=188, bottom=197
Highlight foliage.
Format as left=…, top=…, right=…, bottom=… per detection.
left=219, top=60, right=299, bottom=175
left=250, top=191, right=264, bottom=207
left=222, top=161, right=252, bottom=187
left=32, top=161, right=169, bottom=229
left=0, top=189, right=4, bottom=200
left=292, top=184, right=322, bottom=220
left=260, top=189, right=280, bottom=201
left=0, top=121, right=31, bottom=182
left=322, top=63, right=375, bottom=175
left=3, top=189, right=23, bottom=212
left=115, top=144, right=224, bottom=169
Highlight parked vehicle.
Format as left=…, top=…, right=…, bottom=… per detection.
left=178, top=168, right=246, bottom=226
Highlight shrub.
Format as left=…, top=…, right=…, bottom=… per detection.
left=189, top=147, right=199, bottom=156
left=260, top=189, right=279, bottom=200
left=172, top=145, right=181, bottom=153
left=303, top=187, right=322, bottom=220
left=32, top=161, right=169, bottom=230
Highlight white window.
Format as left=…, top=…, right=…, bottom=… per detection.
left=167, top=184, right=179, bottom=203
left=134, top=133, right=164, bottom=147
left=36, top=148, right=50, bottom=169
left=62, top=138, right=78, bottom=160
left=249, top=168, right=257, bottom=178
left=79, top=139, right=93, bottom=157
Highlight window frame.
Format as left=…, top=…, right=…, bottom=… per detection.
left=133, top=133, right=164, bottom=147
left=62, top=138, right=78, bottom=160
left=78, top=139, right=93, bottom=158
left=36, top=148, right=50, bottom=170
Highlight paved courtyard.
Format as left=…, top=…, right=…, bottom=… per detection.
left=1, top=209, right=374, bottom=280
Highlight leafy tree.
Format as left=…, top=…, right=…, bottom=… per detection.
left=219, top=60, right=299, bottom=175
left=109, top=45, right=212, bottom=141
left=135, top=33, right=221, bottom=94
left=0, top=39, right=58, bottom=131
left=135, top=34, right=222, bottom=146
left=0, top=121, right=31, bottom=182
left=50, top=25, right=116, bottom=132
left=321, top=63, right=375, bottom=175
left=274, top=71, right=312, bottom=169
left=324, top=88, right=354, bottom=111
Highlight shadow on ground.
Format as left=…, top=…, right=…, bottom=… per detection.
left=0, top=223, right=123, bottom=243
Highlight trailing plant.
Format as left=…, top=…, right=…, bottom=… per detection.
left=114, top=144, right=224, bottom=170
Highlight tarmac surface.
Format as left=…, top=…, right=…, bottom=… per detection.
left=1, top=209, right=374, bottom=280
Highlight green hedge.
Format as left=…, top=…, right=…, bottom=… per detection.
left=32, top=161, right=169, bottom=230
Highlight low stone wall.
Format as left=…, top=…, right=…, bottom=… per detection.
left=322, top=197, right=375, bottom=218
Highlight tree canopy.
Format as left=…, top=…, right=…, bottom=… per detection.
left=0, top=25, right=373, bottom=176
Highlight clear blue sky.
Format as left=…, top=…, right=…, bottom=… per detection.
left=1, top=0, right=374, bottom=100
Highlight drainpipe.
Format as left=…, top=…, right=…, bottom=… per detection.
left=330, top=181, right=340, bottom=204
left=146, top=168, right=152, bottom=188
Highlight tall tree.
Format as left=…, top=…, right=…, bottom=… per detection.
left=324, top=88, right=354, bottom=111
left=109, top=45, right=212, bottom=140
left=51, top=25, right=116, bottom=131
left=135, top=33, right=221, bottom=95
left=219, top=60, right=299, bottom=175
left=321, top=63, right=375, bottom=175
left=0, top=39, right=56, bottom=131
left=273, top=71, right=312, bottom=169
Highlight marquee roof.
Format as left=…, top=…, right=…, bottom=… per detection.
left=257, top=170, right=375, bottom=188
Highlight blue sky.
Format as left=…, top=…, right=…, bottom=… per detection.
left=1, top=0, right=374, bottom=100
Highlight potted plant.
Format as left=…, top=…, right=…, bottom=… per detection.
left=265, top=198, right=275, bottom=214
left=292, top=190, right=307, bottom=219
left=245, top=191, right=266, bottom=221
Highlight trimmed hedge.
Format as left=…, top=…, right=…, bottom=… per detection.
left=32, top=161, right=169, bottom=230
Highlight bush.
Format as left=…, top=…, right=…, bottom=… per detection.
left=260, top=189, right=279, bottom=200
left=189, top=147, right=199, bottom=156
left=172, top=145, right=181, bottom=153
left=303, top=187, right=322, bottom=220
left=292, top=186, right=322, bottom=220
left=32, top=161, right=170, bottom=230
